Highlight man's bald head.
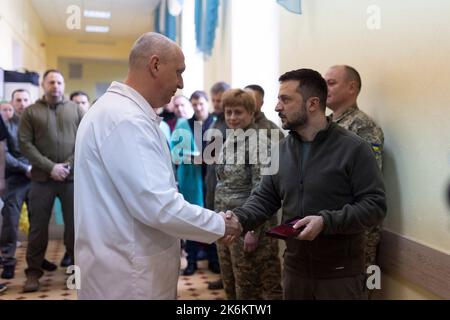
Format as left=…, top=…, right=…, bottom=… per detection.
left=129, top=32, right=179, bottom=69
left=125, top=32, right=186, bottom=109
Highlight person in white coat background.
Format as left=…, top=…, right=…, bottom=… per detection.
left=74, top=32, right=242, bottom=300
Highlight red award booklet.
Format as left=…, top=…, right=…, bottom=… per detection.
left=265, top=216, right=304, bottom=240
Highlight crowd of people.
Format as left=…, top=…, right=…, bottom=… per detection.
left=0, top=32, right=386, bottom=300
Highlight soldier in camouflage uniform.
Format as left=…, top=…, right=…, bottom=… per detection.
left=245, top=84, right=284, bottom=299
left=215, top=89, right=282, bottom=299
left=325, top=65, right=384, bottom=272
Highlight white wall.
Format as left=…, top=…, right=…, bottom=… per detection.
left=203, top=0, right=281, bottom=126
left=181, top=0, right=204, bottom=97
left=228, top=0, right=280, bottom=124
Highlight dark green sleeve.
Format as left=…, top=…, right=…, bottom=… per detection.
left=319, top=141, right=386, bottom=235
left=19, top=109, right=55, bottom=173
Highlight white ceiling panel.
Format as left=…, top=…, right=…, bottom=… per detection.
left=30, top=0, right=160, bottom=38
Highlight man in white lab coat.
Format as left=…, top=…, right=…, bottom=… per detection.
left=74, top=32, right=242, bottom=299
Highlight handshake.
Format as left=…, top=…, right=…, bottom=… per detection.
left=219, top=210, right=242, bottom=244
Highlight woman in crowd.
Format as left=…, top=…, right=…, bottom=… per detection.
left=214, top=88, right=282, bottom=299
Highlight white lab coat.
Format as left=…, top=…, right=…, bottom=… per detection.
left=74, top=82, right=225, bottom=300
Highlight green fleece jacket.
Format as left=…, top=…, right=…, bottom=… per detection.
left=19, top=97, right=84, bottom=182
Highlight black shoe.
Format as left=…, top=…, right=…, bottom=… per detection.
left=0, top=283, right=7, bottom=293
left=182, top=263, right=197, bottom=276
left=1, top=265, right=15, bottom=279
left=208, top=261, right=221, bottom=274
left=60, top=252, right=72, bottom=267
left=41, top=259, right=57, bottom=272
left=208, top=278, right=224, bottom=290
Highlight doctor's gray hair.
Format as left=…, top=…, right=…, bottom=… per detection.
left=129, top=32, right=177, bottom=69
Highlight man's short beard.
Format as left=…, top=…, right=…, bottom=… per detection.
left=283, top=102, right=308, bottom=131
left=46, top=94, right=63, bottom=104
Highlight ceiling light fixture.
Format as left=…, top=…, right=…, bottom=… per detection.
left=84, top=10, right=111, bottom=19
left=85, top=25, right=110, bottom=33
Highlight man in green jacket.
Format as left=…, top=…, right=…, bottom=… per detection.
left=231, top=69, right=386, bottom=299
left=19, top=70, right=84, bottom=292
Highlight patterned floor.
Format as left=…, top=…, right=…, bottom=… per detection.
left=0, top=240, right=225, bottom=300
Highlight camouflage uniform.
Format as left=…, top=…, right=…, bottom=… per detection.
left=332, top=105, right=384, bottom=270
left=253, top=112, right=284, bottom=299
left=215, top=124, right=282, bottom=299
left=332, top=105, right=383, bottom=170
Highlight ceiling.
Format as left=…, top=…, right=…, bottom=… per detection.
left=31, top=0, right=161, bottom=39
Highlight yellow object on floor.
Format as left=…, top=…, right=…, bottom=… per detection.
left=18, top=203, right=30, bottom=236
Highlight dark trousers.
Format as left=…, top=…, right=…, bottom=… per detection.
left=25, top=181, right=74, bottom=278
left=185, top=241, right=218, bottom=265
left=0, top=174, right=30, bottom=267
left=283, top=268, right=368, bottom=300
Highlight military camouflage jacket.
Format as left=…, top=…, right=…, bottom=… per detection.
left=214, top=124, right=272, bottom=237
left=332, top=105, right=384, bottom=170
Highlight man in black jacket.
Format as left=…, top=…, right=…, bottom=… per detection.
left=231, top=69, right=386, bottom=299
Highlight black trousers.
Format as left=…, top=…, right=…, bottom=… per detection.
left=25, top=181, right=74, bottom=278
left=0, top=174, right=30, bottom=266
left=185, top=241, right=219, bottom=265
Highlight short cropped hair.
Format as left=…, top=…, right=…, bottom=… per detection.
left=43, top=69, right=63, bottom=80
left=70, top=91, right=90, bottom=101
left=244, top=84, right=264, bottom=98
left=11, top=89, right=30, bottom=100
left=343, top=65, right=362, bottom=93
left=190, top=90, right=209, bottom=102
left=278, top=69, right=328, bottom=111
left=210, top=82, right=230, bottom=95
left=129, top=32, right=175, bottom=69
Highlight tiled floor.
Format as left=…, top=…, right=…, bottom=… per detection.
left=0, top=240, right=225, bottom=300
